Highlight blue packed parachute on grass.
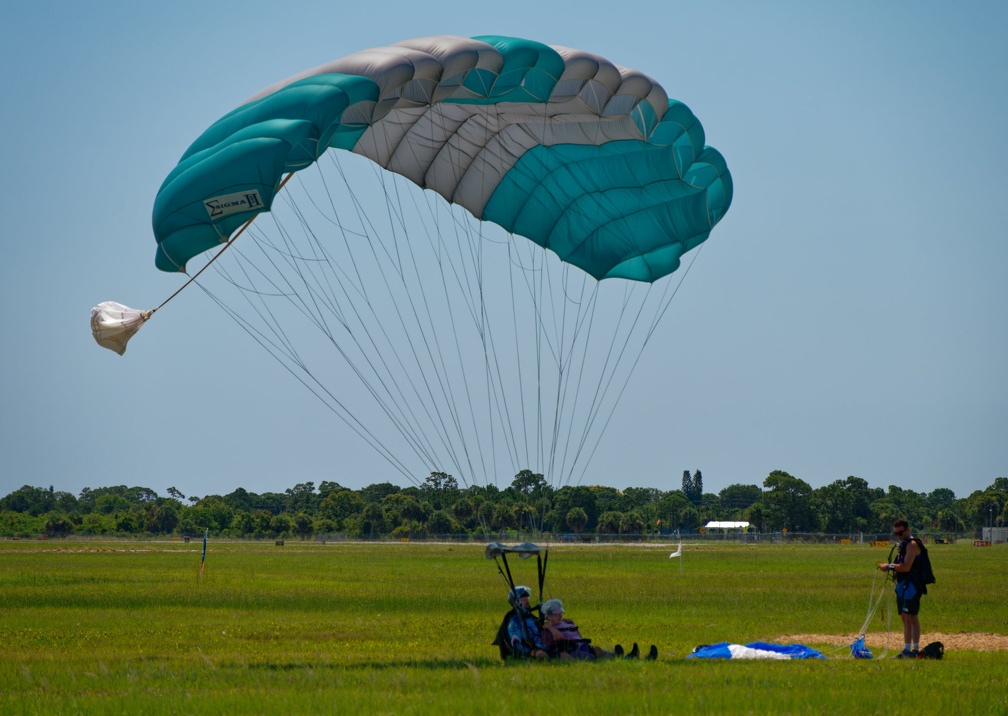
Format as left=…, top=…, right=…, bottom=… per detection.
left=850, top=635, right=873, bottom=659
left=689, top=642, right=826, bottom=660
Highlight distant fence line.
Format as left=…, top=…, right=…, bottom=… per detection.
left=19, top=531, right=993, bottom=545
left=304, top=530, right=973, bottom=545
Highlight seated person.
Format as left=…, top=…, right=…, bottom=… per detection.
left=501, top=586, right=548, bottom=660
left=541, top=598, right=659, bottom=661
left=540, top=598, right=595, bottom=660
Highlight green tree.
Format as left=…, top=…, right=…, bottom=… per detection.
left=871, top=485, right=928, bottom=531
left=682, top=470, right=703, bottom=506
left=812, top=476, right=873, bottom=533
left=925, top=488, right=957, bottom=514
left=657, top=491, right=692, bottom=529
left=95, top=494, right=131, bottom=515
left=360, top=482, right=400, bottom=504
left=718, top=484, right=762, bottom=511
left=565, top=507, right=588, bottom=533
left=383, top=493, right=430, bottom=528
left=320, top=489, right=364, bottom=523
left=425, top=509, right=458, bottom=535
left=44, top=513, right=74, bottom=536
left=965, top=491, right=1001, bottom=534
left=0, top=485, right=70, bottom=516
left=623, top=487, right=661, bottom=510
left=144, top=501, right=179, bottom=534
left=590, top=486, right=623, bottom=515
left=450, top=498, right=476, bottom=531
left=230, top=510, right=255, bottom=536
left=250, top=509, right=274, bottom=537
left=359, top=503, right=387, bottom=538
left=619, top=510, right=646, bottom=535
left=421, top=472, right=459, bottom=510
left=745, top=502, right=766, bottom=532
left=317, top=481, right=345, bottom=499
left=596, top=511, right=623, bottom=534
left=269, top=513, right=293, bottom=537
left=222, top=488, right=257, bottom=513
left=292, top=512, right=314, bottom=541
left=510, top=469, right=547, bottom=496
left=551, top=486, right=598, bottom=531
left=285, top=482, right=318, bottom=513
left=692, top=470, right=703, bottom=505
left=491, top=502, right=515, bottom=531
left=762, top=470, right=817, bottom=532
left=79, top=513, right=113, bottom=535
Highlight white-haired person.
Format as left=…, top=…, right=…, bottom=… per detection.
left=541, top=598, right=595, bottom=659
left=504, top=586, right=548, bottom=660
left=541, top=598, right=658, bottom=661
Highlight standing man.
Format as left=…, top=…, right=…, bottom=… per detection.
left=878, top=518, right=925, bottom=658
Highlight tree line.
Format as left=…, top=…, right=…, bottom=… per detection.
left=1, top=469, right=1004, bottom=540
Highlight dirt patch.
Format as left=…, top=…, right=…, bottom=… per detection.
left=782, top=632, right=1008, bottom=652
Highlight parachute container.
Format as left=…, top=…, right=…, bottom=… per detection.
left=90, top=302, right=152, bottom=356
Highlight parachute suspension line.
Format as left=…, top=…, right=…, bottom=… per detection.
left=213, top=199, right=438, bottom=485
left=152, top=172, right=296, bottom=315
left=564, top=282, right=653, bottom=485
left=479, top=104, right=503, bottom=486
left=281, top=166, right=451, bottom=473
left=398, top=173, right=488, bottom=488
left=192, top=251, right=421, bottom=485
left=567, top=248, right=703, bottom=482
left=372, top=162, right=478, bottom=479
left=324, top=141, right=501, bottom=488
left=507, top=238, right=531, bottom=474
left=218, top=161, right=462, bottom=482
left=643, top=242, right=705, bottom=343
left=545, top=256, right=574, bottom=484
left=857, top=567, right=891, bottom=639
left=552, top=271, right=602, bottom=487
left=330, top=155, right=471, bottom=476
left=323, top=156, right=481, bottom=480
left=383, top=158, right=485, bottom=488
left=151, top=167, right=427, bottom=483
left=366, top=107, right=498, bottom=488
left=440, top=108, right=505, bottom=487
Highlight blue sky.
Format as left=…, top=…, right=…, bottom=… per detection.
left=2, top=1, right=1005, bottom=501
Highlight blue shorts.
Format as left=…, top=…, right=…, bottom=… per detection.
left=896, top=580, right=922, bottom=616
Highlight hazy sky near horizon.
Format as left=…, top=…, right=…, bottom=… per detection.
left=2, top=1, right=1005, bottom=502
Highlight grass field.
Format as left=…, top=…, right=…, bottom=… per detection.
left=1, top=538, right=1005, bottom=714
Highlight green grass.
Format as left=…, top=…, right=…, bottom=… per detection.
left=0, top=539, right=1005, bottom=714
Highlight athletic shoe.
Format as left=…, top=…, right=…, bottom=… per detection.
left=627, top=643, right=640, bottom=659
left=896, top=649, right=915, bottom=659
left=614, top=644, right=624, bottom=657
left=645, top=645, right=658, bottom=660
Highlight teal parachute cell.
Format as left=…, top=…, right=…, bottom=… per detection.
left=152, top=35, right=732, bottom=281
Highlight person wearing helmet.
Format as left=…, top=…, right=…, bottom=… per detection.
left=505, top=586, right=547, bottom=660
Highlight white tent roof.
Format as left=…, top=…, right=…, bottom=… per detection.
left=704, top=521, right=750, bottom=530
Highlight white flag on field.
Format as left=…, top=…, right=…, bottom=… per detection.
left=91, top=301, right=151, bottom=355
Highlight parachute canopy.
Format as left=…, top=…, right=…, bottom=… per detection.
left=688, top=642, right=826, bottom=660
left=153, top=34, right=732, bottom=282
left=143, top=35, right=734, bottom=489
